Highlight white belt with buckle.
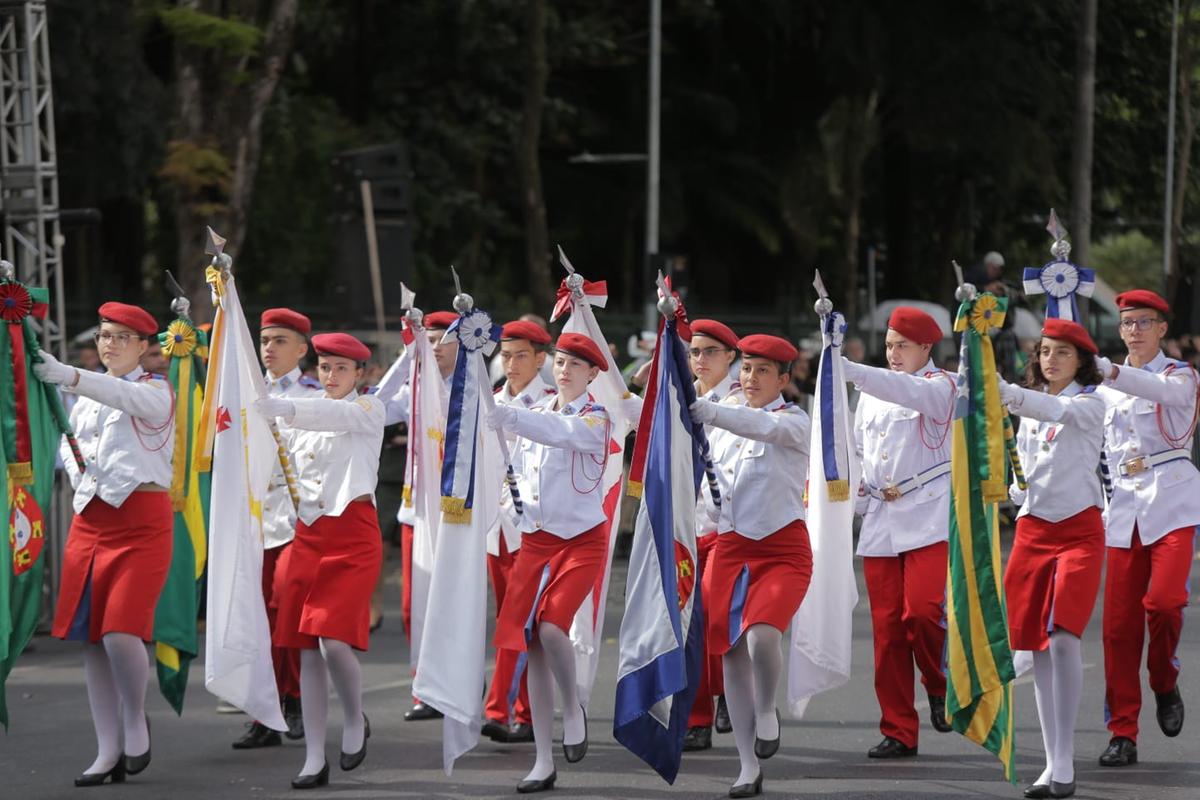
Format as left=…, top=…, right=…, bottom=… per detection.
left=1118, top=448, right=1191, bottom=477
left=867, top=461, right=951, bottom=502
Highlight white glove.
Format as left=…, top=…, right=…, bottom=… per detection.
left=486, top=403, right=517, bottom=431
left=820, top=312, right=846, bottom=349
left=1008, top=483, right=1027, bottom=507
left=32, top=349, right=77, bottom=385
left=689, top=398, right=718, bottom=425
left=254, top=396, right=295, bottom=420
left=998, top=380, right=1021, bottom=409
left=840, top=355, right=866, bottom=384
left=1094, top=355, right=1115, bottom=381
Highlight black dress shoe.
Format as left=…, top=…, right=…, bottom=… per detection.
left=74, top=761, right=126, bottom=787
left=283, top=696, right=305, bottom=740
left=1050, top=779, right=1076, bottom=798
left=369, top=613, right=384, bottom=633
left=291, top=762, right=329, bottom=789
left=124, top=716, right=151, bottom=775
left=232, top=721, right=282, bottom=749
left=714, top=695, right=732, bottom=734
left=683, top=725, right=713, bottom=751
left=507, top=722, right=534, bottom=743
left=404, top=701, right=443, bottom=721
left=340, top=714, right=370, bottom=771
left=1098, top=736, right=1137, bottom=766
left=1155, top=687, right=1184, bottom=737
left=929, top=694, right=952, bottom=733
left=562, top=705, right=588, bottom=763
left=1023, top=783, right=1052, bottom=799
left=753, top=709, right=781, bottom=760
left=516, top=770, right=556, bottom=793
left=868, top=736, right=918, bottom=758
left=729, top=771, right=763, bottom=798
left=482, top=719, right=511, bottom=742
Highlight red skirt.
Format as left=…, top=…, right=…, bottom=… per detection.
left=51, top=493, right=173, bottom=643
left=704, top=520, right=812, bottom=654
left=1005, top=507, right=1104, bottom=650
left=493, top=524, right=606, bottom=652
left=274, top=500, right=383, bottom=651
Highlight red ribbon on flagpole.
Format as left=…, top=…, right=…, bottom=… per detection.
left=550, top=278, right=608, bottom=323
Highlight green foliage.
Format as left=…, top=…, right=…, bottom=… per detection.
left=1091, top=230, right=1164, bottom=294
left=156, top=6, right=262, bottom=57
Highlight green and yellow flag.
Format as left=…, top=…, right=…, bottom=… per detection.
left=151, top=316, right=210, bottom=713
left=946, top=291, right=1017, bottom=783
left=1, top=276, right=77, bottom=729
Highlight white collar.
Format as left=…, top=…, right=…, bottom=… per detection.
left=265, top=365, right=303, bottom=388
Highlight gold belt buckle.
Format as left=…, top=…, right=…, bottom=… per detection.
left=881, top=486, right=902, bottom=502
left=1122, top=456, right=1148, bottom=476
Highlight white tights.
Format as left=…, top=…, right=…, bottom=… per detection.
left=1031, top=631, right=1083, bottom=785
left=297, top=638, right=366, bottom=777
left=81, top=633, right=150, bottom=774
left=524, top=621, right=586, bottom=782
left=722, top=624, right=783, bottom=786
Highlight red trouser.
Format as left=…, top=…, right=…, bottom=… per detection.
left=687, top=532, right=725, bottom=727
left=484, top=536, right=531, bottom=725
left=1103, top=525, right=1195, bottom=741
left=863, top=541, right=948, bottom=748
left=263, top=544, right=301, bottom=700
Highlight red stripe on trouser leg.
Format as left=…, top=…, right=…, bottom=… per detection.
left=864, top=541, right=948, bottom=748
left=264, top=544, right=301, bottom=699
left=485, top=537, right=531, bottom=725
left=688, top=532, right=722, bottom=727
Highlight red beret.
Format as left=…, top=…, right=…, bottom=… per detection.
left=423, top=310, right=458, bottom=330
left=555, top=332, right=608, bottom=371
left=98, top=302, right=157, bottom=337
left=690, top=319, right=739, bottom=351
left=1115, top=289, right=1170, bottom=315
left=260, top=307, right=312, bottom=336
left=501, top=320, right=552, bottom=345
left=737, top=334, right=799, bottom=363
left=887, top=306, right=943, bottom=345
left=311, top=332, right=371, bottom=362
left=1041, top=318, right=1097, bottom=355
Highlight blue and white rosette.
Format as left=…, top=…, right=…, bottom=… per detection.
left=815, top=311, right=851, bottom=501
left=1022, top=260, right=1095, bottom=322
left=440, top=308, right=502, bottom=523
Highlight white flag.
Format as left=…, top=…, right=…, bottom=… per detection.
left=203, top=273, right=286, bottom=730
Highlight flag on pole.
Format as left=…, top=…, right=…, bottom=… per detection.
left=788, top=309, right=860, bottom=717
left=0, top=275, right=76, bottom=729
left=152, top=315, right=210, bottom=713
left=613, top=314, right=707, bottom=784
left=413, top=302, right=502, bottom=774
left=195, top=264, right=286, bottom=731
left=946, top=289, right=1017, bottom=783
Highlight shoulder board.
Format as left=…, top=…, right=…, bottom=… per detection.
left=581, top=402, right=607, bottom=414
left=138, top=372, right=166, bottom=382
left=299, top=376, right=322, bottom=389
left=729, top=381, right=741, bottom=389
left=494, top=385, right=503, bottom=395
left=364, top=386, right=379, bottom=395
left=720, top=394, right=741, bottom=405
left=543, top=387, right=557, bottom=395
left=1080, top=385, right=1097, bottom=394
left=774, top=402, right=799, bottom=413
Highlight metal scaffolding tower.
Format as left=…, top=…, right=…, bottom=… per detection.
left=0, top=0, right=64, bottom=357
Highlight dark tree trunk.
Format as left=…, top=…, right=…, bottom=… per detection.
left=517, top=0, right=554, bottom=313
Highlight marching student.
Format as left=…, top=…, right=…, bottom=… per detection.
left=841, top=307, right=956, bottom=759
left=480, top=320, right=557, bottom=745
left=681, top=318, right=741, bottom=752
left=998, top=318, right=1106, bottom=800
left=254, top=332, right=385, bottom=789
left=34, top=303, right=175, bottom=787
left=688, top=334, right=812, bottom=799
left=485, top=333, right=614, bottom=794
left=230, top=308, right=322, bottom=749
left=1092, top=290, right=1200, bottom=767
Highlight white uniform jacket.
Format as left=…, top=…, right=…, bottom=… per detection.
left=847, top=359, right=955, bottom=557
left=695, top=372, right=741, bottom=538
left=703, top=394, right=810, bottom=540
left=1003, top=380, right=1105, bottom=522
left=61, top=366, right=174, bottom=514
left=1097, top=350, right=1200, bottom=548
left=287, top=392, right=386, bottom=527
left=505, top=392, right=611, bottom=539
left=487, top=374, right=557, bottom=555
left=262, top=367, right=324, bottom=549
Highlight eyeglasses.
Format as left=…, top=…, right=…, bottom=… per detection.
left=94, top=331, right=140, bottom=347
left=1118, top=317, right=1163, bottom=332
left=689, top=346, right=729, bottom=359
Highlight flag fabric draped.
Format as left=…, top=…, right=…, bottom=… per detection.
left=788, top=311, right=860, bottom=717
left=196, top=268, right=286, bottom=731
left=946, top=291, right=1017, bottom=783
left=152, top=316, right=210, bottom=713
left=613, top=316, right=706, bottom=784
left=0, top=277, right=74, bottom=729
left=413, top=306, right=502, bottom=774
left=552, top=258, right=637, bottom=708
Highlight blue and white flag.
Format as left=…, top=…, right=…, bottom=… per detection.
left=439, top=309, right=501, bottom=523
left=613, top=316, right=707, bottom=784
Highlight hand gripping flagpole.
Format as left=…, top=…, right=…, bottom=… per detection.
left=812, top=269, right=851, bottom=501
left=205, top=228, right=300, bottom=512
